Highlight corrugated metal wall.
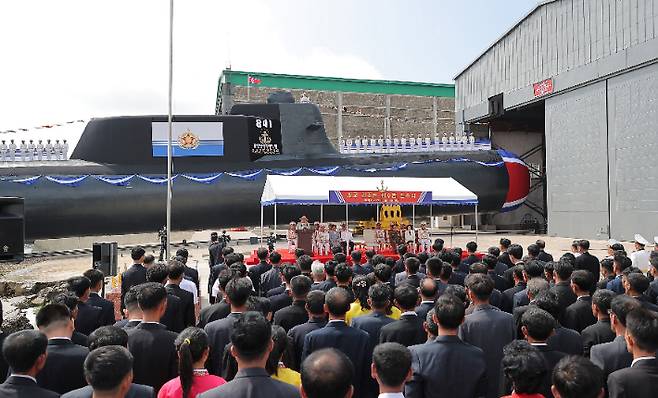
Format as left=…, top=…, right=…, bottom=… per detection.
left=456, top=0, right=658, bottom=112
left=608, top=62, right=658, bottom=240
left=545, top=81, right=610, bottom=238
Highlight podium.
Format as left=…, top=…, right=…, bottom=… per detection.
left=297, top=228, right=314, bottom=254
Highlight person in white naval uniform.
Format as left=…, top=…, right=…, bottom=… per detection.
left=630, top=234, right=651, bottom=270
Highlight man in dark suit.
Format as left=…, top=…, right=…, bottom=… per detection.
left=248, top=247, right=272, bottom=296
left=498, top=238, right=514, bottom=268
left=208, top=232, right=224, bottom=267
left=394, top=257, right=426, bottom=289
left=607, top=308, right=658, bottom=398
left=83, top=269, right=116, bottom=326
left=623, top=271, right=658, bottom=312
left=371, top=343, right=412, bottom=398
left=575, top=239, right=600, bottom=282
left=205, top=276, right=252, bottom=376
left=501, top=265, right=525, bottom=313
left=63, top=326, right=154, bottom=398
left=590, top=295, right=643, bottom=382
left=352, top=250, right=373, bottom=276
left=415, top=278, right=437, bottom=320
left=302, top=287, right=370, bottom=398
left=126, top=283, right=178, bottom=392
left=35, top=304, right=89, bottom=394
left=551, top=356, right=605, bottom=398
left=513, top=260, right=544, bottom=310
left=199, top=312, right=300, bottom=398
left=512, top=278, right=550, bottom=337
left=208, top=247, right=234, bottom=302
left=535, top=239, right=553, bottom=263
left=260, top=252, right=284, bottom=295
left=582, top=289, right=617, bottom=357
left=287, top=290, right=327, bottom=371
left=67, top=276, right=103, bottom=337
left=405, top=294, right=487, bottom=398
left=166, top=259, right=196, bottom=327
left=527, top=290, right=584, bottom=356
left=0, top=330, right=59, bottom=398
left=460, top=241, right=480, bottom=268
left=198, top=269, right=235, bottom=328
left=459, top=273, right=515, bottom=398
left=175, top=248, right=200, bottom=295
left=607, top=253, right=633, bottom=294
left=62, top=346, right=136, bottom=398
left=300, top=349, right=354, bottom=398
left=550, top=260, right=577, bottom=322
left=562, top=270, right=597, bottom=333
left=269, top=264, right=302, bottom=314
left=114, top=286, right=142, bottom=330
left=486, top=246, right=509, bottom=277
left=502, top=243, right=524, bottom=288
left=481, top=254, right=508, bottom=292
left=379, top=284, right=425, bottom=347
left=520, top=307, right=567, bottom=398
left=121, top=247, right=147, bottom=310
left=274, top=275, right=312, bottom=332
left=146, top=263, right=185, bottom=333
left=599, top=258, right=616, bottom=290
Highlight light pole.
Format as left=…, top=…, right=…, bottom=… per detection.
left=166, top=0, right=174, bottom=260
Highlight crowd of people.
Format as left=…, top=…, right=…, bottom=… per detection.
left=1, top=235, right=658, bottom=398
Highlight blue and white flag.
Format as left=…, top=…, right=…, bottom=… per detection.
left=152, top=122, right=224, bottom=157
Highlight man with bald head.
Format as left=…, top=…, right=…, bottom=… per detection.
left=302, top=287, right=369, bottom=398
left=301, top=348, right=354, bottom=398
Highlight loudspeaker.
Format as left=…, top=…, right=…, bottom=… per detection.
left=92, top=242, right=118, bottom=276
left=0, top=197, right=25, bottom=262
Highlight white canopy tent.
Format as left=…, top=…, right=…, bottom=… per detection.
left=259, top=175, right=480, bottom=242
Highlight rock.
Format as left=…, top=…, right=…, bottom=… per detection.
left=1, top=312, right=34, bottom=334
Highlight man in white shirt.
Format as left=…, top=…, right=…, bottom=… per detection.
left=371, top=342, right=412, bottom=398
left=631, top=234, right=651, bottom=271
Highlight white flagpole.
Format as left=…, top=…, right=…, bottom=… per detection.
left=166, top=0, right=174, bottom=260
left=247, top=75, right=250, bottom=101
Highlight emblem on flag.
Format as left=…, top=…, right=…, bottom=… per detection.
left=248, top=75, right=261, bottom=85
left=178, top=130, right=200, bottom=149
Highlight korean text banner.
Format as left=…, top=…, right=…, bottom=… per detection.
left=152, top=122, right=224, bottom=157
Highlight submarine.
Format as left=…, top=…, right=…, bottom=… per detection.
left=0, top=100, right=530, bottom=240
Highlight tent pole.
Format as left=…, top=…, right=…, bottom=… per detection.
left=274, top=203, right=277, bottom=238
left=412, top=205, right=416, bottom=229
left=475, top=204, right=479, bottom=243
left=260, top=205, right=264, bottom=244
left=429, top=204, right=433, bottom=227
left=320, top=204, right=323, bottom=223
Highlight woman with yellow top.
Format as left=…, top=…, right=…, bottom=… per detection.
left=346, top=275, right=401, bottom=324
left=268, top=325, right=301, bottom=387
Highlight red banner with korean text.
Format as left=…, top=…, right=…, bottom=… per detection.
left=533, top=78, right=554, bottom=97
left=330, top=190, right=428, bottom=204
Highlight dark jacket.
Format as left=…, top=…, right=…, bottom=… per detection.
left=535, top=345, right=567, bottom=398
left=197, top=300, right=230, bottom=328
left=488, top=271, right=508, bottom=293
left=405, top=335, right=487, bottom=398
left=575, top=252, right=600, bottom=282
left=302, top=320, right=370, bottom=398
left=114, top=319, right=142, bottom=330
left=86, top=292, right=116, bottom=326
left=607, top=275, right=625, bottom=294
left=563, top=296, right=596, bottom=333
left=415, top=301, right=435, bottom=321
left=159, top=293, right=185, bottom=333
left=550, top=281, right=577, bottom=321
left=500, top=282, right=526, bottom=314
left=205, top=312, right=242, bottom=376
left=1, top=376, right=60, bottom=398
left=607, top=358, right=658, bottom=398
left=312, top=278, right=337, bottom=292
left=269, top=291, right=293, bottom=315
left=260, top=267, right=284, bottom=296
left=459, top=304, right=515, bottom=398
left=548, top=325, right=584, bottom=356
left=582, top=318, right=616, bottom=357
left=208, top=242, right=223, bottom=267
left=37, top=339, right=89, bottom=394
left=74, top=301, right=102, bottom=336
left=127, top=323, right=178, bottom=392
left=61, top=383, right=154, bottom=398
left=352, top=311, right=396, bottom=352
left=537, top=250, right=554, bottom=263
left=379, top=313, right=426, bottom=347
left=598, top=275, right=616, bottom=291
left=249, top=260, right=272, bottom=296
left=197, top=368, right=300, bottom=398
left=287, top=317, right=327, bottom=371
left=394, top=272, right=425, bottom=289
left=166, top=284, right=196, bottom=328
left=121, top=264, right=147, bottom=309
left=590, top=335, right=633, bottom=381
left=70, top=332, right=88, bottom=347
left=273, top=300, right=308, bottom=332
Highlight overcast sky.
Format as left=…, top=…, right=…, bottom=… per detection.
left=0, top=0, right=538, bottom=130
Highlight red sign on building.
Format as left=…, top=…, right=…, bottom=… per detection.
left=533, top=78, right=554, bottom=97
left=333, top=190, right=426, bottom=204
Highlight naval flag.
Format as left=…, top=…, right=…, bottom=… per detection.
left=151, top=121, right=224, bottom=157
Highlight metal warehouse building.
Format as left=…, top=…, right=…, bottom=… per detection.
left=455, top=0, right=658, bottom=240
left=216, top=69, right=456, bottom=148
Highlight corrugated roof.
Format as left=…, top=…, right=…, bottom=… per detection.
left=454, top=0, right=559, bottom=79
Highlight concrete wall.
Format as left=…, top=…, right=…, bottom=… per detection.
left=228, top=85, right=455, bottom=146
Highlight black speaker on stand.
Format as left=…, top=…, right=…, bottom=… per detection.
left=0, top=197, right=25, bottom=262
